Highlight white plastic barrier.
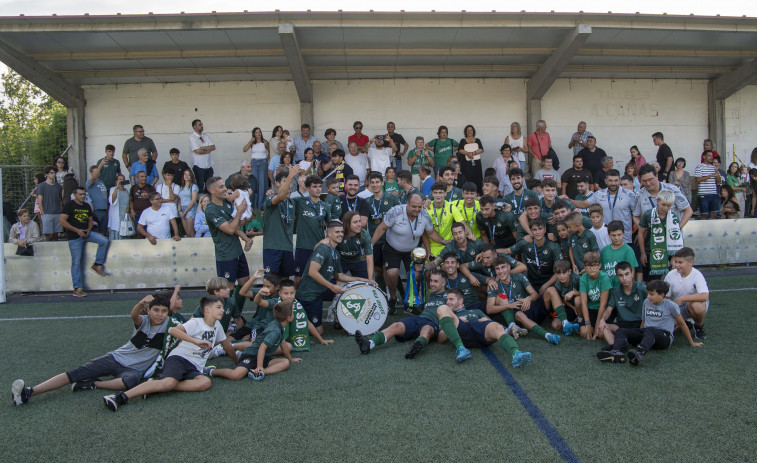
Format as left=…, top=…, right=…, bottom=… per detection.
left=3, top=218, right=756, bottom=293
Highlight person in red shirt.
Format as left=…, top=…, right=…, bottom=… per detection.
left=348, top=121, right=369, bottom=154
left=700, top=139, right=720, bottom=164
left=527, top=120, right=552, bottom=176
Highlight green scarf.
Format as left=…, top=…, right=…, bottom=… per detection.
left=649, top=207, right=683, bottom=275
left=284, top=300, right=311, bottom=352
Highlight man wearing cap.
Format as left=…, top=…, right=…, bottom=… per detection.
left=371, top=192, right=448, bottom=314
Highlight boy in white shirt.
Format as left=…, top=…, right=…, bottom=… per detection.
left=588, top=204, right=610, bottom=251
left=156, top=166, right=180, bottom=217
left=664, top=247, right=710, bottom=339
left=103, top=295, right=238, bottom=411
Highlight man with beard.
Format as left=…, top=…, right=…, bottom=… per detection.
left=503, top=168, right=539, bottom=217
left=570, top=169, right=637, bottom=245
left=340, top=175, right=370, bottom=229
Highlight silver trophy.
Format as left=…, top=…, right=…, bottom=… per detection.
left=411, top=247, right=428, bottom=264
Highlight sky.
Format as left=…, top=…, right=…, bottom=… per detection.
left=0, top=0, right=755, bottom=17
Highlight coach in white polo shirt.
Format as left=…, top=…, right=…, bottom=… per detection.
left=633, top=164, right=693, bottom=228
left=570, top=168, right=637, bottom=244
left=189, top=119, right=216, bottom=194
left=137, top=192, right=180, bottom=245
left=371, top=192, right=447, bottom=314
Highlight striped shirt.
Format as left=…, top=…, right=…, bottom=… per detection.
left=694, top=163, right=718, bottom=195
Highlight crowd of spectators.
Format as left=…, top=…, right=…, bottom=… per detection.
left=7, top=117, right=757, bottom=299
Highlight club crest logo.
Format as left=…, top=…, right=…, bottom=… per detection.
left=652, top=249, right=665, bottom=261
left=670, top=229, right=681, bottom=241
left=340, top=295, right=366, bottom=319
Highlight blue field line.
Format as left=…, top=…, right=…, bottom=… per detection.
left=483, top=349, right=581, bottom=463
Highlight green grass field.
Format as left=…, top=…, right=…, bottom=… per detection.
left=2, top=275, right=755, bottom=463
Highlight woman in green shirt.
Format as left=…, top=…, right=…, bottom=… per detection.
left=726, top=161, right=746, bottom=217
left=408, top=136, right=434, bottom=189
left=426, top=125, right=458, bottom=177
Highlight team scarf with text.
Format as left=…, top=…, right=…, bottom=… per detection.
left=285, top=300, right=311, bottom=352
left=649, top=207, right=684, bottom=275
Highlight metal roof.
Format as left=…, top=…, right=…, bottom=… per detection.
left=0, top=11, right=756, bottom=84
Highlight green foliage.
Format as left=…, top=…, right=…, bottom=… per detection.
left=0, top=70, right=67, bottom=165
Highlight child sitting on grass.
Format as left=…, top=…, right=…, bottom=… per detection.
left=209, top=301, right=300, bottom=381
left=597, top=280, right=702, bottom=365
left=102, top=296, right=238, bottom=411
left=13, top=293, right=171, bottom=406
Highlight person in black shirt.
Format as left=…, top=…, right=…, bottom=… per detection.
left=60, top=187, right=110, bottom=297
left=162, top=148, right=190, bottom=186
left=652, top=132, right=674, bottom=182
left=340, top=175, right=369, bottom=229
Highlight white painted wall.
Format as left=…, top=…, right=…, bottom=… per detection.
left=83, top=81, right=301, bottom=179
left=725, top=85, right=757, bottom=168
left=543, top=79, right=709, bottom=173
left=82, top=78, right=753, bottom=183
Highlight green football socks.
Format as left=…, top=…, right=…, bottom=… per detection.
left=497, top=334, right=519, bottom=357
left=502, top=309, right=515, bottom=326
left=440, top=317, right=464, bottom=349
left=233, top=286, right=246, bottom=312
left=531, top=325, right=548, bottom=338
left=555, top=305, right=568, bottom=322
left=370, top=332, right=386, bottom=347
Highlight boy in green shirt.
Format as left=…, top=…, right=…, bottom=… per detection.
left=323, top=177, right=343, bottom=222
left=209, top=301, right=299, bottom=381
left=192, top=276, right=243, bottom=335
left=600, top=221, right=638, bottom=287
left=596, top=262, right=646, bottom=348
left=293, top=175, right=327, bottom=287
left=567, top=210, right=599, bottom=272
left=541, top=259, right=583, bottom=334
left=579, top=252, right=613, bottom=339
left=574, top=179, right=593, bottom=217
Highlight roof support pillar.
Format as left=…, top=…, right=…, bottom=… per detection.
left=708, top=59, right=757, bottom=155
left=279, top=23, right=313, bottom=127
left=66, top=103, right=86, bottom=182
left=527, top=24, right=592, bottom=101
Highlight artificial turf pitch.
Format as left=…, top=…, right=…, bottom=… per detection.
left=2, top=275, right=755, bottom=463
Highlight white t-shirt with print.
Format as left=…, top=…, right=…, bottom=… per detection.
left=167, top=317, right=226, bottom=371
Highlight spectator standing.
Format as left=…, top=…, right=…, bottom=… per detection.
left=667, top=158, right=692, bottom=204
left=162, top=148, right=190, bottom=187
left=630, top=145, right=647, bottom=172
left=701, top=139, right=721, bottom=164
left=178, top=169, right=199, bottom=237
left=225, top=160, right=258, bottom=209
left=527, top=120, right=552, bottom=177
left=492, top=144, right=514, bottom=196
left=427, top=125, right=459, bottom=177
left=122, top=124, right=158, bottom=170
left=268, top=141, right=286, bottom=185
left=129, top=149, right=159, bottom=186
left=505, top=122, right=528, bottom=172
left=188, top=119, right=217, bottom=194
left=652, top=132, right=674, bottom=182
left=194, top=194, right=211, bottom=238
left=568, top=121, right=593, bottom=156
left=348, top=121, right=369, bottom=154
left=37, top=165, right=64, bottom=241
left=726, top=162, right=746, bottom=217
left=625, top=162, right=641, bottom=192
left=322, top=128, right=344, bottom=157
left=457, top=124, right=484, bottom=194
left=129, top=171, right=156, bottom=222
left=87, top=162, right=109, bottom=235
left=561, top=155, right=594, bottom=199
left=694, top=151, right=721, bottom=220
left=242, top=127, right=269, bottom=209
left=292, top=123, right=317, bottom=163
left=595, top=156, right=614, bottom=190
left=367, top=135, right=395, bottom=180
left=345, top=141, right=370, bottom=186
left=97, top=145, right=122, bottom=191
left=61, top=187, right=110, bottom=297
left=107, top=173, right=130, bottom=240
left=53, top=157, right=71, bottom=186
left=386, top=122, right=409, bottom=172
left=269, top=125, right=285, bottom=160
left=408, top=136, right=434, bottom=189
left=577, top=136, right=607, bottom=189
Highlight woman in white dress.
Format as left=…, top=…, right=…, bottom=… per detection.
left=505, top=122, right=527, bottom=172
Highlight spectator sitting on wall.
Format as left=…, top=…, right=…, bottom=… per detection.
left=137, top=191, right=180, bottom=245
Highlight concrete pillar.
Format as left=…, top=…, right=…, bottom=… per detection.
left=66, top=104, right=86, bottom=182
left=707, top=81, right=726, bottom=158
left=300, top=102, right=314, bottom=128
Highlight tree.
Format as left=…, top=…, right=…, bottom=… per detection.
left=0, top=70, right=67, bottom=166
